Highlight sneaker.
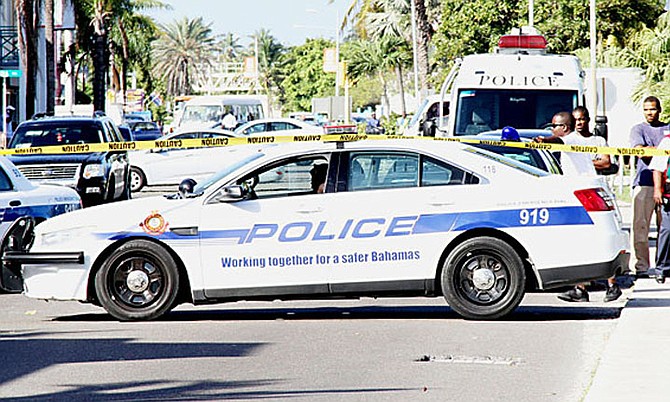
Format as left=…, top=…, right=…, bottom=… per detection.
left=604, top=284, right=622, bottom=302
left=557, top=287, right=589, bottom=302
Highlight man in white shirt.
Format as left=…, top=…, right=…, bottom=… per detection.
left=222, top=108, right=238, bottom=130
left=534, top=111, right=596, bottom=176
left=555, top=107, right=621, bottom=303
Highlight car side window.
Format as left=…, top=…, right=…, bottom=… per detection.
left=237, top=156, right=329, bottom=199
left=348, top=152, right=419, bottom=191
left=244, top=124, right=266, bottom=135
left=421, top=156, right=469, bottom=186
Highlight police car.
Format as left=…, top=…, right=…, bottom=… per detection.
left=0, top=156, right=81, bottom=291
left=3, top=139, right=629, bottom=320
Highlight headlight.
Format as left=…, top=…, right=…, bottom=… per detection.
left=82, top=164, right=104, bottom=178
left=40, top=226, right=96, bottom=247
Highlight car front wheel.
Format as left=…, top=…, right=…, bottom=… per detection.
left=441, top=237, right=525, bottom=320
left=130, top=167, right=146, bottom=192
left=95, top=240, right=179, bottom=321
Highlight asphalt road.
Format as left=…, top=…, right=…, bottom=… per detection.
left=0, top=289, right=629, bottom=401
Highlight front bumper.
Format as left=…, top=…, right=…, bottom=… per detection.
left=538, top=251, right=630, bottom=289
left=1, top=251, right=86, bottom=297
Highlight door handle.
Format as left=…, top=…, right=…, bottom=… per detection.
left=297, top=206, right=323, bottom=214
left=9, top=200, right=21, bottom=207
left=429, top=201, right=454, bottom=207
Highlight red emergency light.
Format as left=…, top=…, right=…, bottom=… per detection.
left=498, top=34, right=547, bottom=49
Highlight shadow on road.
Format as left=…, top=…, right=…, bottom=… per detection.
left=51, top=303, right=623, bottom=323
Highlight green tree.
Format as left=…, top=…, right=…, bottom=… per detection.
left=433, top=0, right=665, bottom=78
left=602, top=12, right=670, bottom=119
left=279, top=38, right=336, bottom=112
left=151, top=17, right=216, bottom=96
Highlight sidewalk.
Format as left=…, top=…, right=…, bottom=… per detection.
left=584, top=202, right=670, bottom=402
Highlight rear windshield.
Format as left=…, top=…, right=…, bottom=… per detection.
left=9, top=122, right=103, bottom=148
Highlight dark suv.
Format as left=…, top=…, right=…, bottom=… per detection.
left=7, top=114, right=131, bottom=207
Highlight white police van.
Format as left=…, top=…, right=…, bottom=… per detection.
left=3, top=139, right=628, bottom=321
left=432, top=28, right=588, bottom=137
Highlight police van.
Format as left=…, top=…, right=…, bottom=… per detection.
left=431, top=28, right=589, bottom=137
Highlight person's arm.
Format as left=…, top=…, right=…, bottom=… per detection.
left=534, top=135, right=564, bottom=144
left=593, top=154, right=611, bottom=170
left=653, top=169, right=664, bottom=205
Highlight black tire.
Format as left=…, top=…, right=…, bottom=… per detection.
left=441, top=237, right=525, bottom=320
left=130, top=167, right=146, bottom=193
left=94, top=240, right=179, bottom=321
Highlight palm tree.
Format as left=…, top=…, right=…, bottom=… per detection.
left=71, top=0, right=166, bottom=111
left=362, top=1, right=413, bottom=115
left=108, top=7, right=163, bottom=108
left=249, top=29, right=284, bottom=115
left=45, top=0, right=55, bottom=115
left=15, top=0, right=38, bottom=118
left=151, top=17, right=216, bottom=97
left=218, top=33, right=244, bottom=61
left=332, top=0, right=437, bottom=92
left=346, top=38, right=393, bottom=112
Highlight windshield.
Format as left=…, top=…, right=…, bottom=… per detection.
left=9, top=122, right=103, bottom=148
left=453, top=89, right=577, bottom=136
left=180, top=105, right=223, bottom=125
left=192, top=152, right=265, bottom=194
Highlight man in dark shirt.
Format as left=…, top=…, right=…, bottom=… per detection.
left=630, top=96, right=668, bottom=277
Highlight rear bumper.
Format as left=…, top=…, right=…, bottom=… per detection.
left=538, top=252, right=630, bottom=289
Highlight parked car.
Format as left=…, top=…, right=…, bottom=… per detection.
left=234, top=117, right=323, bottom=136
left=469, top=130, right=562, bottom=174
left=128, top=128, right=240, bottom=192
left=0, top=156, right=81, bottom=292
left=118, top=125, right=134, bottom=142
left=128, top=121, right=162, bottom=141
left=6, top=114, right=131, bottom=207
left=4, top=138, right=628, bottom=321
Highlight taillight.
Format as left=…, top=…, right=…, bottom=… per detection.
left=574, top=188, right=615, bottom=212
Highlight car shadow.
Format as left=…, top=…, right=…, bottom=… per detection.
left=52, top=303, right=623, bottom=323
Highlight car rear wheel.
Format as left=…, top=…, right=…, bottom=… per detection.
left=130, top=167, right=146, bottom=192
left=441, top=237, right=525, bottom=320
left=95, top=240, right=179, bottom=321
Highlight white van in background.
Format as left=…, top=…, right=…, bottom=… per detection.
left=433, top=28, right=589, bottom=137
left=173, top=95, right=267, bottom=131
left=403, top=95, right=450, bottom=137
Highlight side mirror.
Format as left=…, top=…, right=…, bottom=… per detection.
left=214, top=185, right=247, bottom=202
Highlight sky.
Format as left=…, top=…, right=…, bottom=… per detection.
left=143, top=0, right=352, bottom=47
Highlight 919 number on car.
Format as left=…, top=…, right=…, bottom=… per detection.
left=519, top=208, right=549, bottom=225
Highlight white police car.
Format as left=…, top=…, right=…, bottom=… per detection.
left=0, top=156, right=81, bottom=291
left=3, top=139, right=628, bottom=320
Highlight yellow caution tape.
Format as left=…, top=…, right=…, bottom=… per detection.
left=0, top=133, right=666, bottom=157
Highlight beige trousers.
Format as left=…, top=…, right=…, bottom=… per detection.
left=631, top=186, right=658, bottom=273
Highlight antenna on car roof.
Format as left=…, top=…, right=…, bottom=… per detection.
left=31, top=112, right=49, bottom=120
left=93, top=110, right=106, bottom=118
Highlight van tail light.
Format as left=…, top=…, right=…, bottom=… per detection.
left=574, top=188, right=615, bottom=212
